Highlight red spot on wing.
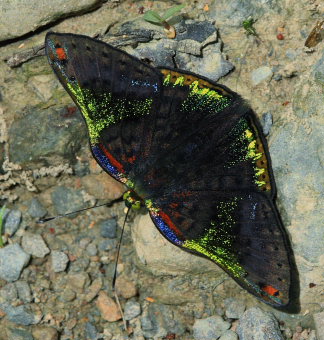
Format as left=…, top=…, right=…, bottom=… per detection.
left=99, top=143, right=125, bottom=173
left=56, top=47, right=67, bottom=60
left=127, top=155, right=136, bottom=164
left=169, top=202, right=179, bottom=209
left=262, top=285, right=279, bottom=296
left=158, top=210, right=184, bottom=238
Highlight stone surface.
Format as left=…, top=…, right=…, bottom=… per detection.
left=96, top=291, right=121, bottom=322
left=0, top=244, right=30, bottom=282
left=115, top=275, right=137, bottom=299
left=0, top=0, right=102, bottom=42
left=219, top=330, right=239, bottom=340
left=251, top=66, right=273, bottom=85
left=99, top=218, right=117, bottom=238
left=3, top=208, right=22, bottom=236
left=32, top=325, right=59, bottom=340
left=0, top=302, right=41, bottom=325
left=15, top=280, right=32, bottom=303
left=224, top=298, right=245, bottom=319
left=193, top=316, right=231, bottom=340
left=313, top=311, right=324, bottom=340
left=237, top=307, right=284, bottom=340
left=8, top=107, right=87, bottom=167
left=124, top=300, right=141, bottom=321
left=27, top=198, right=47, bottom=219
left=21, top=233, right=50, bottom=258
left=51, top=251, right=69, bottom=273
left=132, top=213, right=220, bottom=276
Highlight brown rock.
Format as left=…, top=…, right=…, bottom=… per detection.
left=115, top=276, right=137, bottom=299
left=32, top=325, right=58, bottom=340
left=96, top=291, right=121, bottom=322
left=84, top=278, right=103, bottom=303
left=81, top=173, right=125, bottom=200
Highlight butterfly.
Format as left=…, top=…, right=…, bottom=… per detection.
left=45, top=32, right=294, bottom=309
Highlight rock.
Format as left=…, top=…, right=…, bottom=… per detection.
left=85, top=322, right=99, bottom=340
left=21, top=233, right=50, bottom=258
left=224, top=298, right=245, bottom=319
left=51, top=251, right=69, bottom=273
left=67, top=273, right=90, bottom=293
left=193, top=316, right=231, bottom=340
left=0, top=244, right=30, bottom=282
left=219, top=330, right=239, bottom=340
left=99, top=218, right=117, bottom=238
left=141, top=303, right=186, bottom=338
left=8, top=107, right=87, bottom=167
left=81, top=173, right=125, bottom=200
left=0, top=283, right=18, bottom=301
left=237, top=307, right=284, bottom=340
left=96, top=291, right=121, bottom=322
left=262, top=112, right=273, bottom=136
left=84, top=277, right=102, bottom=303
left=132, top=213, right=220, bottom=276
left=251, top=66, right=273, bottom=85
left=86, top=243, right=98, bottom=256
left=32, top=325, right=59, bottom=340
left=0, top=0, right=102, bottom=42
left=3, top=208, right=22, bottom=236
left=98, top=239, right=117, bottom=251
left=314, top=311, right=324, bottom=340
left=124, top=300, right=141, bottom=321
left=51, top=186, right=87, bottom=218
left=27, top=198, right=47, bottom=219
left=0, top=302, right=41, bottom=325
left=115, top=276, right=137, bottom=299
left=28, top=75, right=56, bottom=102
left=15, top=280, right=32, bottom=303
left=6, top=327, right=34, bottom=340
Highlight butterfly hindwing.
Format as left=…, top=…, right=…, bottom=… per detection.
left=45, top=32, right=293, bottom=308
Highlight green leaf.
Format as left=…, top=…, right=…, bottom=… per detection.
left=143, top=10, right=164, bottom=24
left=0, top=205, right=6, bottom=248
left=162, top=4, right=186, bottom=20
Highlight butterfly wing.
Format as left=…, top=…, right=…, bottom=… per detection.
left=45, top=33, right=293, bottom=308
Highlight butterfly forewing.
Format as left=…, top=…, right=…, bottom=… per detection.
left=45, top=32, right=293, bottom=308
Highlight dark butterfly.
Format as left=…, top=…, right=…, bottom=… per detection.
left=45, top=32, right=293, bottom=308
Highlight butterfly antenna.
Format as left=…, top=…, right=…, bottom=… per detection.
left=112, top=207, right=130, bottom=331
left=36, top=201, right=117, bottom=223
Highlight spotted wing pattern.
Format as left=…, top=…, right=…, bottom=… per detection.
left=45, top=32, right=294, bottom=308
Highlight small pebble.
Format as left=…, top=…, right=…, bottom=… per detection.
left=27, top=198, right=47, bottom=218
left=219, top=330, right=238, bottom=340
left=51, top=251, right=69, bottom=273
left=124, top=300, right=141, bottom=321
left=3, top=208, right=22, bottom=236
left=99, top=219, right=117, bottom=238
left=0, top=283, right=18, bottom=301
left=193, top=316, right=231, bottom=340
left=0, top=244, right=30, bottom=282
left=224, top=298, right=245, bottom=319
left=67, top=273, right=90, bottom=293
left=84, top=277, right=103, bottom=303
left=6, top=327, right=34, bottom=340
left=21, top=233, right=50, bottom=258
left=262, top=112, right=273, bottom=136
left=85, top=322, right=99, bottom=340
left=1, top=303, right=41, bottom=325
left=98, top=239, right=116, bottom=251
left=86, top=243, right=98, bottom=256
left=32, top=325, right=59, bottom=340
left=60, top=288, right=76, bottom=302
left=251, top=66, right=273, bottom=86
left=115, top=276, right=137, bottom=299
left=96, top=291, right=121, bottom=322
left=15, top=280, right=32, bottom=303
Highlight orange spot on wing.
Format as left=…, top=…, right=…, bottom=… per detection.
left=99, top=143, right=125, bottom=173
left=262, top=285, right=279, bottom=296
left=56, top=47, right=67, bottom=60
left=169, top=202, right=179, bottom=209
left=127, top=155, right=136, bottom=163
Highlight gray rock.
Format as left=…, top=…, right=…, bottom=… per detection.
left=99, top=219, right=117, bottom=238
left=85, top=322, right=98, bottom=340
left=8, top=107, right=87, bottom=167
left=51, top=251, right=69, bottom=273
left=262, top=112, right=273, bottom=136
left=21, top=233, right=50, bottom=258
left=0, top=0, right=102, bottom=42
left=314, top=311, right=324, bottom=340
left=0, top=302, right=41, bottom=325
left=237, top=307, right=284, bottom=340
left=141, top=303, right=186, bottom=338
left=86, top=243, right=98, bottom=256
left=313, top=53, right=324, bottom=85
left=98, top=239, right=117, bottom=251
left=224, top=298, right=245, bottom=319
left=219, top=330, right=238, bottom=340
left=193, top=316, right=231, bottom=340
left=0, top=283, right=18, bottom=301
left=6, top=327, right=34, bottom=340
left=251, top=66, right=273, bottom=85
left=51, top=186, right=87, bottom=218
left=15, top=281, right=32, bottom=303
left=124, top=300, right=141, bottom=321
left=0, top=244, right=30, bottom=282
left=3, top=208, right=22, bottom=236
left=27, top=198, right=47, bottom=219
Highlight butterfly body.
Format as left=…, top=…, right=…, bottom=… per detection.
left=45, top=32, right=294, bottom=308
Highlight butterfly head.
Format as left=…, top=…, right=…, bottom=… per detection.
left=123, top=190, right=142, bottom=211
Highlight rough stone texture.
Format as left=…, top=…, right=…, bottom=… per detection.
left=237, top=307, right=284, bottom=340
left=9, top=107, right=87, bottom=167
left=21, top=233, right=50, bottom=258
left=224, top=298, right=246, bottom=319
left=51, top=251, right=69, bottom=273
left=0, top=0, right=102, bottom=42
left=3, top=208, right=22, bottom=236
left=96, top=291, right=121, bottom=322
left=193, top=316, right=231, bottom=340
left=32, top=326, right=59, bottom=340
left=132, top=213, right=220, bottom=276
left=0, top=244, right=30, bottom=282
left=219, top=330, right=239, bottom=340
left=313, top=311, right=324, bottom=340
